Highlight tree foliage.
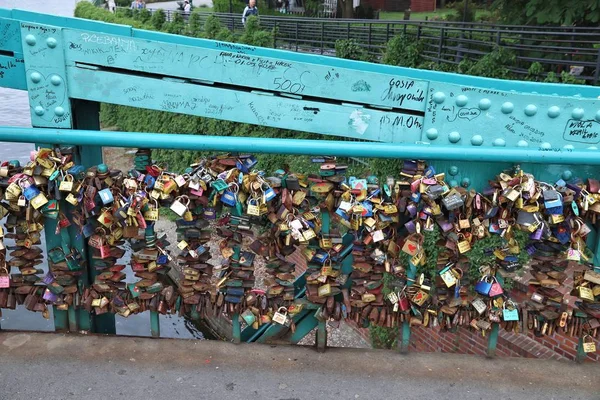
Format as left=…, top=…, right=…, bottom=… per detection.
left=493, top=0, right=600, bottom=26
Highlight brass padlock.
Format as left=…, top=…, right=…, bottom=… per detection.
left=59, top=174, right=74, bottom=192
left=30, top=192, right=48, bottom=209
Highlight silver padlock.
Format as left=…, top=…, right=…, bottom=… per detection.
left=272, top=307, right=288, bottom=325
left=170, top=195, right=189, bottom=217
left=471, top=297, right=487, bottom=315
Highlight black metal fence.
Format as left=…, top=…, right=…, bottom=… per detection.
left=127, top=8, right=600, bottom=84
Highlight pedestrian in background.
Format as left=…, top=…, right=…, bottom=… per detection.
left=242, top=0, right=258, bottom=26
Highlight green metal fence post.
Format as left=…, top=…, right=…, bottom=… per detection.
left=576, top=336, right=587, bottom=363
left=487, top=323, right=499, bottom=358
left=316, top=319, right=327, bottom=352
left=72, top=100, right=116, bottom=335
left=399, top=320, right=411, bottom=354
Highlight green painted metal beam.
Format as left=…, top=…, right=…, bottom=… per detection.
left=70, top=100, right=115, bottom=335
left=316, top=319, right=327, bottom=352
left=290, top=312, right=319, bottom=344
left=2, top=127, right=600, bottom=165
left=150, top=311, right=160, bottom=338
left=487, top=323, right=499, bottom=358
left=399, top=321, right=411, bottom=354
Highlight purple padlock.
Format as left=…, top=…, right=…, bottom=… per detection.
left=404, top=219, right=416, bottom=234
left=42, top=272, right=55, bottom=285
left=406, top=203, right=417, bottom=217
left=530, top=227, right=543, bottom=240
left=43, top=289, right=58, bottom=302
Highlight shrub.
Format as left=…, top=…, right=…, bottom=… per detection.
left=382, top=34, right=422, bottom=68
left=335, top=39, right=371, bottom=62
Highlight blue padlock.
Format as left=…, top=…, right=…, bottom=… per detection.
left=144, top=174, right=156, bottom=189
left=410, top=191, right=421, bottom=203
left=156, top=254, right=168, bottom=265
left=554, top=225, right=571, bottom=244
left=68, top=165, right=85, bottom=179
left=475, top=276, right=492, bottom=296
left=335, top=208, right=349, bottom=221
left=235, top=159, right=249, bottom=174
left=264, top=185, right=276, bottom=202
left=362, top=201, right=373, bottom=217
left=23, top=184, right=40, bottom=201
left=220, top=188, right=237, bottom=207
left=99, top=188, right=114, bottom=204
left=82, top=223, right=95, bottom=238
left=242, top=156, right=258, bottom=171
left=543, top=189, right=563, bottom=214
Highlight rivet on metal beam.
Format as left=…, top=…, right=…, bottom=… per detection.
left=493, top=138, right=506, bottom=147
left=433, top=92, right=446, bottom=104
left=30, top=72, right=42, bottom=83
left=524, top=105, right=537, bottom=116
left=571, top=108, right=584, bottom=120
left=540, top=142, right=552, bottom=150
left=448, top=131, right=461, bottom=143
left=461, top=178, right=470, bottom=188
left=50, top=75, right=62, bottom=86
left=46, top=37, right=57, bottom=48
left=448, top=166, right=459, bottom=176
left=455, top=95, right=468, bottom=107
left=470, top=135, right=483, bottom=146
left=34, top=106, right=45, bottom=116
left=54, top=107, right=65, bottom=117
left=501, top=102, right=514, bottom=114
left=478, top=98, right=491, bottom=110
left=562, top=170, right=573, bottom=180
left=548, top=106, right=561, bottom=118
left=25, top=34, right=36, bottom=46
left=517, top=140, right=528, bottom=147
left=425, top=128, right=438, bottom=140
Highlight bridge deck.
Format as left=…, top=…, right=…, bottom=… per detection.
left=1, top=331, right=599, bottom=399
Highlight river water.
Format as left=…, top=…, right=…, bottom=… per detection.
left=0, top=0, right=205, bottom=339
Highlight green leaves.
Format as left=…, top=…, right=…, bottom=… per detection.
left=334, top=39, right=372, bottom=62
left=382, top=34, right=423, bottom=68
left=495, top=0, right=600, bottom=26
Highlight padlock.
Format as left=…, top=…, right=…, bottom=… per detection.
left=59, top=174, right=74, bottom=192
left=272, top=307, right=288, bottom=325
left=98, top=188, right=114, bottom=204
left=471, top=297, right=487, bottom=314
left=220, top=184, right=238, bottom=207
left=488, top=277, right=504, bottom=297
left=439, top=264, right=457, bottom=287
left=143, top=200, right=160, bottom=222
left=475, top=276, right=492, bottom=296
left=578, top=286, right=595, bottom=301
left=0, top=266, right=10, bottom=288
left=582, top=335, right=597, bottom=353
left=502, top=301, right=519, bottom=321
left=457, top=236, right=471, bottom=254
left=170, top=195, right=190, bottom=217
left=247, top=198, right=261, bottom=216
left=30, top=192, right=48, bottom=209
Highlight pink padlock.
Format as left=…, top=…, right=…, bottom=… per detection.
left=488, top=277, right=504, bottom=297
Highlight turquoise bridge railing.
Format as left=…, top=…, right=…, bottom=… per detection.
left=0, top=7, right=600, bottom=360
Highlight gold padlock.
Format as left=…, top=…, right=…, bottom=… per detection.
left=65, top=193, right=79, bottom=206
left=59, top=174, right=74, bottom=192
left=582, top=335, right=597, bottom=353
left=30, top=192, right=48, bottom=209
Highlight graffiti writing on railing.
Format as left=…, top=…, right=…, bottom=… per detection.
left=381, top=79, right=425, bottom=107
left=563, top=120, right=600, bottom=144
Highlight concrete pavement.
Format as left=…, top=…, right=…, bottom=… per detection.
left=1, top=331, right=598, bottom=400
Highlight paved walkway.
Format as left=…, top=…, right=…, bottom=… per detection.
left=1, top=331, right=599, bottom=400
